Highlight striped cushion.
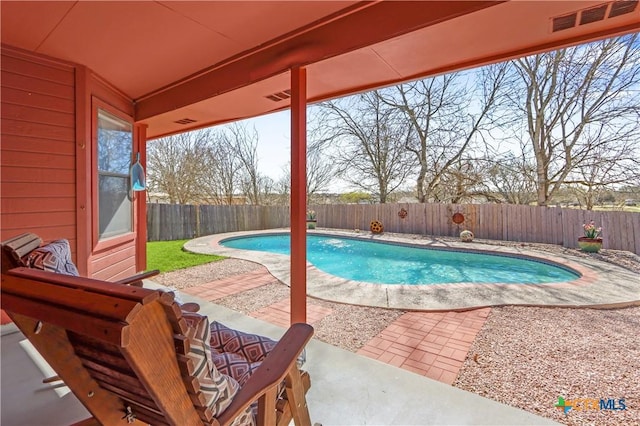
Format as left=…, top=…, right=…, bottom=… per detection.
left=182, top=313, right=254, bottom=426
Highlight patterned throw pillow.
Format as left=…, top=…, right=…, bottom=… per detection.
left=210, top=321, right=307, bottom=368
left=210, top=321, right=277, bottom=362
left=211, top=351, right=263, bottom=387
left=182, top=312, right=255, bottom=426
left=26, top=239, right=79, bottom=276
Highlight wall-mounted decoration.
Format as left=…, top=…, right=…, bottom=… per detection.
left=452, top=213, right=465, bottom=224
left=370, top=220, right=384, bottom=234
left=398, top=208, right=408, bottom=219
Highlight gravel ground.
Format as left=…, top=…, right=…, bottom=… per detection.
left=151, top=258, right=262, bottom=290
left=455, top=306, right=640, bottom=426
left=217, top=282, right=405, bottom=352
left=156, top=237, right=640, bottom=425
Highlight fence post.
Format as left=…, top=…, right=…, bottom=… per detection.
left=195, top=205, right=201, bottom=237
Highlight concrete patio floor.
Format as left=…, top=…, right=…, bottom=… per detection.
left=1, top=287, right=558, bottom=426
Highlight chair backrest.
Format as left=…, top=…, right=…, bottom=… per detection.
left=1, top=233, right=156, bottom=286
left=2, top=266, right=207, bottom=425
left=1, top=267, right=314, bottom=426
left=1, top=232, right=42, bottom=272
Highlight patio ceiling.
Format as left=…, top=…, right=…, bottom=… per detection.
left=2, top=1, right=639, bottom=139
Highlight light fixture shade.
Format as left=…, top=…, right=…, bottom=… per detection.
left=130, top=152, right=146, bottom=191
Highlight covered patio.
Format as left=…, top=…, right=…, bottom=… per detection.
left=1, top=1, right=638, bottom=424
left=1, top=289, right=557, bottom=425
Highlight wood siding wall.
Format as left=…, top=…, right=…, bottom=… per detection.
left=1, top=48, right=78, bottom=258
left=1, top=45, right=140, bottom=281
left=147, top=203, right=640, bottom=254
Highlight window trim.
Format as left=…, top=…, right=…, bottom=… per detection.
left=91, top=98, right=136, bottom=253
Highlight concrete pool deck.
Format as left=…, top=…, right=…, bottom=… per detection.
left=185, top=229, right=640, bottom=311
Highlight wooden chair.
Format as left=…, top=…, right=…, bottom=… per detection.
left=1, top=232, right=158, bottom=286
left=1, top=267, right=314, bottom=426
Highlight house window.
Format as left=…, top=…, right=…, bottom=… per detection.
left=97, top=108, right=133, bottom=240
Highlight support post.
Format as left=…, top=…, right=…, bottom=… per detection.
left=135, top=123, right=148, bottom=273
left=290, top=67, right=307, bottom=324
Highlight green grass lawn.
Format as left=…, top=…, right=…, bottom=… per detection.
left=146, top=239, right=225, bottom=273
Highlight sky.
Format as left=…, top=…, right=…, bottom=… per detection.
left=241, top=110, right=292, bottom=183
left=238, top=109, right=351, bottom=192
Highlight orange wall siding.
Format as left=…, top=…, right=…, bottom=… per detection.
left=0, top=47, right=78, bottom=258
left=90, top=244, right=137, bottom=282
left=1, top=45, right=142, bottom=280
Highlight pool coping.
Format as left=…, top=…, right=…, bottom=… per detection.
left=184, top=229, right=640, bottom=311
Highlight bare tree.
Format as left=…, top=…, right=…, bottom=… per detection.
left=483, top=153, right=537, bottom=204
left=147, top=129, right=215, bottom=204
left=278, top=114, right=342, bottom=204
left=206, top=132, right=243, bottom=204
left=275, top=141, right=339, bottom=205
left=271, top=163, right=291, bottom=204
left=509, top=34, right=640, bottom=206
left=257, top=175, right=279, bottom=205
left=434, top=159, right=489, bottom=204
left=378, top=64, right=511, bottom=202
left=567, top=137, right=640, bottom=210
left=317, top=91, right=415, bottom=203
left=306, top=140, right=337, bottom=202
left=222, top=122, right=262, bottom=204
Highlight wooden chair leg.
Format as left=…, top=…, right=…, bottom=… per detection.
left=257, top=387, right=278, bottom=425
left=281, top=368, right=311, bottom=426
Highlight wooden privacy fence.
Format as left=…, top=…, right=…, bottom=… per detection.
left=147, top=204, right=290, bottom=241
left=147, top=203, right=640, bottom=254
left=314, top=203, right=640, bottom=254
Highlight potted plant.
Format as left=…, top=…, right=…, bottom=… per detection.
left=306, top=210, right=317, bottom=229
left=578, top=220, right=603, bottom=252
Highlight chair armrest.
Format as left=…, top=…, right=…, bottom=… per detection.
left=115, top=270, right=160, bottom=286
left=216, top=323, right=314, bottom=425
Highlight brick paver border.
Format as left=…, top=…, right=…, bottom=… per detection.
left=180, top=266, right=489, bottom=385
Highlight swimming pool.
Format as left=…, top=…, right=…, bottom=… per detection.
left=220, top=234, right=580, bottom=285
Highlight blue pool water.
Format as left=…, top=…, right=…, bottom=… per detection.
left=221, top=234, right=579, bottom=285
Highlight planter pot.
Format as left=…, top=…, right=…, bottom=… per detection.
left=460, top=230, right=474, bottom=242
left=578, top=237, right=603, bottom=253
left=306, top=219, right=317, bottom=229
